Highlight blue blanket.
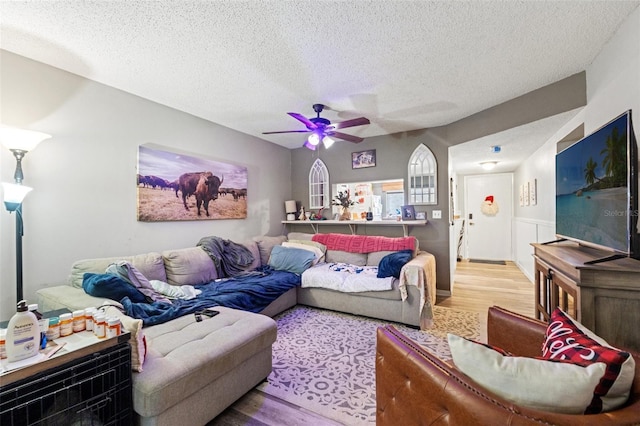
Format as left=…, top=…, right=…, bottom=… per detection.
left=121, top=266, right=300, bottom=326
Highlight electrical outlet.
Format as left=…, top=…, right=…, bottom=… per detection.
left=432, top=210, right=442, bottom=219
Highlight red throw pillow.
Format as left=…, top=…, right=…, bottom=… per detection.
left=542, top=308, right=635, bottom=413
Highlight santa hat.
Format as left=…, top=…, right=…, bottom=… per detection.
left=484, top=195, right=494, bottom=204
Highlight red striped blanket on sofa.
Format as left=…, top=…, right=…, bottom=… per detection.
left=311, top=233, right=415, bottom=253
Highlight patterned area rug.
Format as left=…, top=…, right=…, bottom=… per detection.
left=257, top=305, right=480, bottom=425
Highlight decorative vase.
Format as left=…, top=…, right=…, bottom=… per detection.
left=340, top=207, right=351, bottom=221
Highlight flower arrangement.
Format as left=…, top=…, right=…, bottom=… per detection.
left=332, top=190, right=357, bottom=208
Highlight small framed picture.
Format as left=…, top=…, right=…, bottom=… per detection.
left=352, top=149, right=376, bottom=169
left=415, top=211, right=426, bottom=220
left=529, top=179, right=537, bottom=206
left=401, top=205, right=416, bottom=221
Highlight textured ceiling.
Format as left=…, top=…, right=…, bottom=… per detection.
left=1, top=1, right=638, bottom=171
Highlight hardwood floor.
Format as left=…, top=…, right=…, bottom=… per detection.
left=437, top=259, right=535, bottom=342
left=208, top=259, right=534, bottom=425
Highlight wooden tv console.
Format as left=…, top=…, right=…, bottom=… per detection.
left=532, top=242, right=640, bottom=352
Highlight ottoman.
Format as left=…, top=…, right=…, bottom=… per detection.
left=133, top=307, right=277, bottom=426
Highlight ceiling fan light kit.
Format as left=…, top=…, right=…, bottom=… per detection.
left=263, top=104, right=370, bottom=150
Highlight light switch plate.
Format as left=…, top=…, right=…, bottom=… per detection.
left=432, top=210, right=442, bottom=219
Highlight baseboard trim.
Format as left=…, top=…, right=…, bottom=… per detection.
left=436, top=289, right=451, bottom=298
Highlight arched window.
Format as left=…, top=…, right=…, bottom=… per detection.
left=309, top=158, right=329, bottom=209
left=408, top=144, right=437, bottom=205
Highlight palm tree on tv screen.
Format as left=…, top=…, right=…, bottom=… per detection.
left=584, top=157, right=598, bottom=186
left=600, top=127, right=627, bottom=188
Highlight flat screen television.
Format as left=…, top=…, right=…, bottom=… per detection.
left=555, top=110, right=639, bottom=264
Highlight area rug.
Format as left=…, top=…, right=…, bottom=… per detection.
left=257, top=305, right=480, bottom=425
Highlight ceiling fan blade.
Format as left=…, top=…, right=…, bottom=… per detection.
left=332, top=131, right=364, bottom=143
left=332, top=117, right=370, bottom=130
left=288, top=112, right=318, bottom=130
left=262, top=130, right=311, bottom=134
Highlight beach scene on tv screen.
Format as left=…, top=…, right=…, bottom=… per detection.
left=556, top=114, right=628, bottom=252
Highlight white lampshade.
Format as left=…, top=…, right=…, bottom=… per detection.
left=285, top=200, right=297, bottom=213
left=307, top=133, right=320, bottom=146
left=0, top=126, right=51, bottom=152
left=2, top=182, right=33, bottom=211
left=322, top=136, right=335, bottom=148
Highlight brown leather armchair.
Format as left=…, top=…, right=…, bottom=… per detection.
left=376, top=306, right=640, bottom=425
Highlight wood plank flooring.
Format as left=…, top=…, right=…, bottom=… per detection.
left=207, top=259, right=534, bottom=426
left=437, top=259, right=535, bottom=342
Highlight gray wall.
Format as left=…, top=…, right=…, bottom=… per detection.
left=0, top=51, right=292, bottom=317
left=512, top=5, right=640, bottom=280
left=290, top=127, right=451, bottom=292
left=289, top=74, right=587, bottom=294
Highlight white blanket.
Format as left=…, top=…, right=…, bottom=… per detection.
left=301, top=263, right=395, bottom=292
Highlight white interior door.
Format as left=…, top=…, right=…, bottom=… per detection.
left=464, top=173, right=513, bottom=261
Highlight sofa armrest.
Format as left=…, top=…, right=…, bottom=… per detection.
left=37, top=285, right=115, bottom=313
left=398, top=251, right=436, bottom=329
left=376, top=325, right=519, bottom=425
left=487, top=306, right=546, bottom=357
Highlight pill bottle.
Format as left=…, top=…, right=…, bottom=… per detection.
left=84, top=308, right=96, bottom=331
left=46, top=317, right=60, bottom=340
left=92, top=311, right=102, bottom=336
left=94, top=313, right=106, bottom=339
left=106, top=317, right=121, bottom=338
left=72, top=310, right=86, bottom=333
left=28, top=303, right=43, bottom=320
left=0, top=329, right=6, bottom=359
left=59, top=313, right=73, bottom=337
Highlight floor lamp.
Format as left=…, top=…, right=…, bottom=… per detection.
left=1, top=127, right=51, bottom=303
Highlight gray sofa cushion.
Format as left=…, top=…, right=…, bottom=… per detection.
left=325, top=250, right=367, bottom=266
left=286, top=232, right=314, bottom=241
left=240, top=240, right=261, bottom=271
left=162, top=247, right=217, bottom=286
left=253, top=235, right=287, bottom=265
left=366, top=250, right=397, bottom=266
left=70, top=252, right=167, bottom=288
left=133, top=307, right=277, bottom=418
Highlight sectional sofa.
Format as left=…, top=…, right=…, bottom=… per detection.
left=36, top=232, right=436, bottom=425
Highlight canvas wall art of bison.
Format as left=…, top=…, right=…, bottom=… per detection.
left=137, top=145, right=247, bottom=222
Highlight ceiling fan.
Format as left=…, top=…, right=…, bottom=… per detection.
left=263, top=104, right=370, bottom=150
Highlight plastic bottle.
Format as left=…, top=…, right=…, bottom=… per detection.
left=46, top=317, right=60, bottom=340
left=6, top=300, right=40, bottom=362
left=94, top=313, right=106, bottom=339
left=72, top=310, right=86, bottom=332
left=106, top=317, right=121, bottom=338
left=59, top=313, right=73, bottom=337
left=85, top=308, right=96, bottom=331
left=28, top=303, right=43, bottom=320
left=0, top=329, right=6, bottom=359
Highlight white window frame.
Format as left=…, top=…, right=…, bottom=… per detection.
left=408, top=143, right=437, bottom=205
left=309, top=158, right=329, bottom=209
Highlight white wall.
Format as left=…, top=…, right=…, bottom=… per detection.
left=513, top=5, right=640, bottom=280
left=0, top=51, right=292, bottom=318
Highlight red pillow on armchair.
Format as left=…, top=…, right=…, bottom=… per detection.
left=542, top=308, right=635, bottom=413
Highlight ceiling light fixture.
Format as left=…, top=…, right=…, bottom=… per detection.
left=480, top=161, right=498, bottom=171
left=307, top=133, right=320, bottom=146
left=322, top=135, right=335, bottom=149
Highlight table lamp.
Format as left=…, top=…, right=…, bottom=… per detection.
left=285, top=200, right=297, bottom=220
